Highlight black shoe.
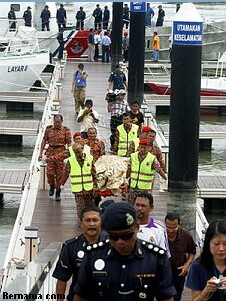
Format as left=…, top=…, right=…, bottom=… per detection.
left=55, top=189, right=61, bottom=202
left=49, top=185, right=55, bottom=196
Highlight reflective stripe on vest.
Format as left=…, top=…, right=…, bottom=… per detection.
left=69, top=154, right=93, bottom=192
left=130, top=152, right=155, bottom=190
left=117, top=124, right=139, bottom=157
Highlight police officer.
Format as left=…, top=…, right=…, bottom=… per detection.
left=23, top=6, right=32, bottom=27
left=108, top=64, right=128, bottom=91
left=53, top=206, right=107, bottom=301
left=74, top=202, right=176, bottom=301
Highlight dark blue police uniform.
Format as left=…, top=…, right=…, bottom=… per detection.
left=52, top=233, right=107, bottom=301
left=74, top=202, right=176, bottom=301
left=75, top=239, right=176, bottom=301
left=108, top=71, right=127, bottom=91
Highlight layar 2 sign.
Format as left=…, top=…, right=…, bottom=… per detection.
left=173, top=21, right=203, bottom=45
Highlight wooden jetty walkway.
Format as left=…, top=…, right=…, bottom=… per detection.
left=0, top=120, right=40, bottom=136
left=0, top=169, right=27, bottom=194
left=159, top=123, right=226, bottom=140
left=144, top=94, right=226, bottom=107
left=0, top=91, right=47, bottom=103
left=14, top=61, right=222, bottom=300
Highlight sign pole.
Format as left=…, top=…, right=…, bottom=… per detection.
left=128, top=2, right=146, bottom=106
left=168, top=3, right=203, bottom=236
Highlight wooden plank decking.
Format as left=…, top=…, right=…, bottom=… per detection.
left=0, top=169, right=27, bottom=194
left=0, top=91, right=47, bottom=103
left=144, top=94, right=226, bottom=107
left=28, top=61, right=218, bottom=301
left=0, top=120, right=40, bottom=135
left=159, top=123, right=226, bottom=139
left=198, top=175, right=226, bottom=198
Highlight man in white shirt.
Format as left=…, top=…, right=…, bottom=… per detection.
left=134, top=191, right=171, bottom=257
left=77, top=99, right=99, bottom=139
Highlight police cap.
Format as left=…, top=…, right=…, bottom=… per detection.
left=102, top=202, right=137, bottom=231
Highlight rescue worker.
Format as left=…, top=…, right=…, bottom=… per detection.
left=53, top=206, right=107, bottom=301
left=74, top=202, right=176, bottom=301
left=128, top=126, right=167, bottom=174
left=113, top=112, right=139, bottom=157
left=83, top=127, right=105, bottom=163
left=38, top=114, right=72, bottom=201
left=69, top=132, right=90, bottom=157
left=23, top=6, right=32, bottom=27
left=67, top=142, right=97, bottom=218
left=126, top=138, right=167, bottom=203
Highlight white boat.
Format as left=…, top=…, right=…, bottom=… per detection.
left=0, top=26, right=49, bottom=91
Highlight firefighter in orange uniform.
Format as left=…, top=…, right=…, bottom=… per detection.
left=38, top=114, right=72, bottom=201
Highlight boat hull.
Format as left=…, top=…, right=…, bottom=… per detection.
left=0, top=51, right=49, bottom=92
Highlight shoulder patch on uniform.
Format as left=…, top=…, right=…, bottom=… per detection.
left=64, top=236, right=78, bottom=246
left=86, top=239, right=110, bottom=251
left=141, top=240, right=165, bottom=255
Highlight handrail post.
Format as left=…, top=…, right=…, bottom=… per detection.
left=24, top=226, right=39, bottom=264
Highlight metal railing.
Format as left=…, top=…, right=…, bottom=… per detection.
left=1, top=61, right=62, bottom=291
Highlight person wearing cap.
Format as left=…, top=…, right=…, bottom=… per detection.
left=92, top=4, right=102, bottom=30
left=23, top=6, right=32, bottom=27
left=134, top=191, right=170, bottom=258
left=67, top=142, right=97, bottom=217
left=72, top=63, right=88, bottom=114
left=56, top=3, right=67, bottom=31
left=123, top=3, right=130, bottom=29
left=69, top=132, right=90, bottom=157
left=126, top=138, right=167, bottom=202
left=40, top=5, right=51, bottom=31
left=53, top=206, right=107, bottom=301
left=113, top=112, right=139, bottom=157
left=108, top=64, right=127, bottom=91
left=107, top=89, right=129, bottom=149
left=128, top=126, right=167, bottom=173
left=74, top=202, right=176, bottom=301
left=156, top=5, right=165, bottom=27
left=75, top=6, right=86, bottom=30
left=83, top=127, right=105, bottom=163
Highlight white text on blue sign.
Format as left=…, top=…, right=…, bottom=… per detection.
left=173, top=21, right=203, bottom=45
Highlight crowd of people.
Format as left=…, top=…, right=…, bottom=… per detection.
left=18, top=3, right=223, bottom=300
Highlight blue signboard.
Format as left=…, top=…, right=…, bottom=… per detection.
left=173, top=21, right=203, bottom=45
left=130, top=2, right=146, bottom=13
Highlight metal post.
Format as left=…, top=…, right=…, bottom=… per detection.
left=59, top=64, right=65, bottom=80
left=168, top=3, right=203, bottom=236
left=24, top=226, right=39, bottom=264
left=128, top=2, right=146, bottom=105
left=63, top=50, right=67, bottom=60
left=111, top=2, right=123, bottom=70
left=55, top=82, right=62, bottom=101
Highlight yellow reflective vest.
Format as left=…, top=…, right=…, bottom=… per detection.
left=130, top=152, right=155, bottom=190
left=69, top=154, right=93, bottom=192
left=117, top=124, right=139, bottom=157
